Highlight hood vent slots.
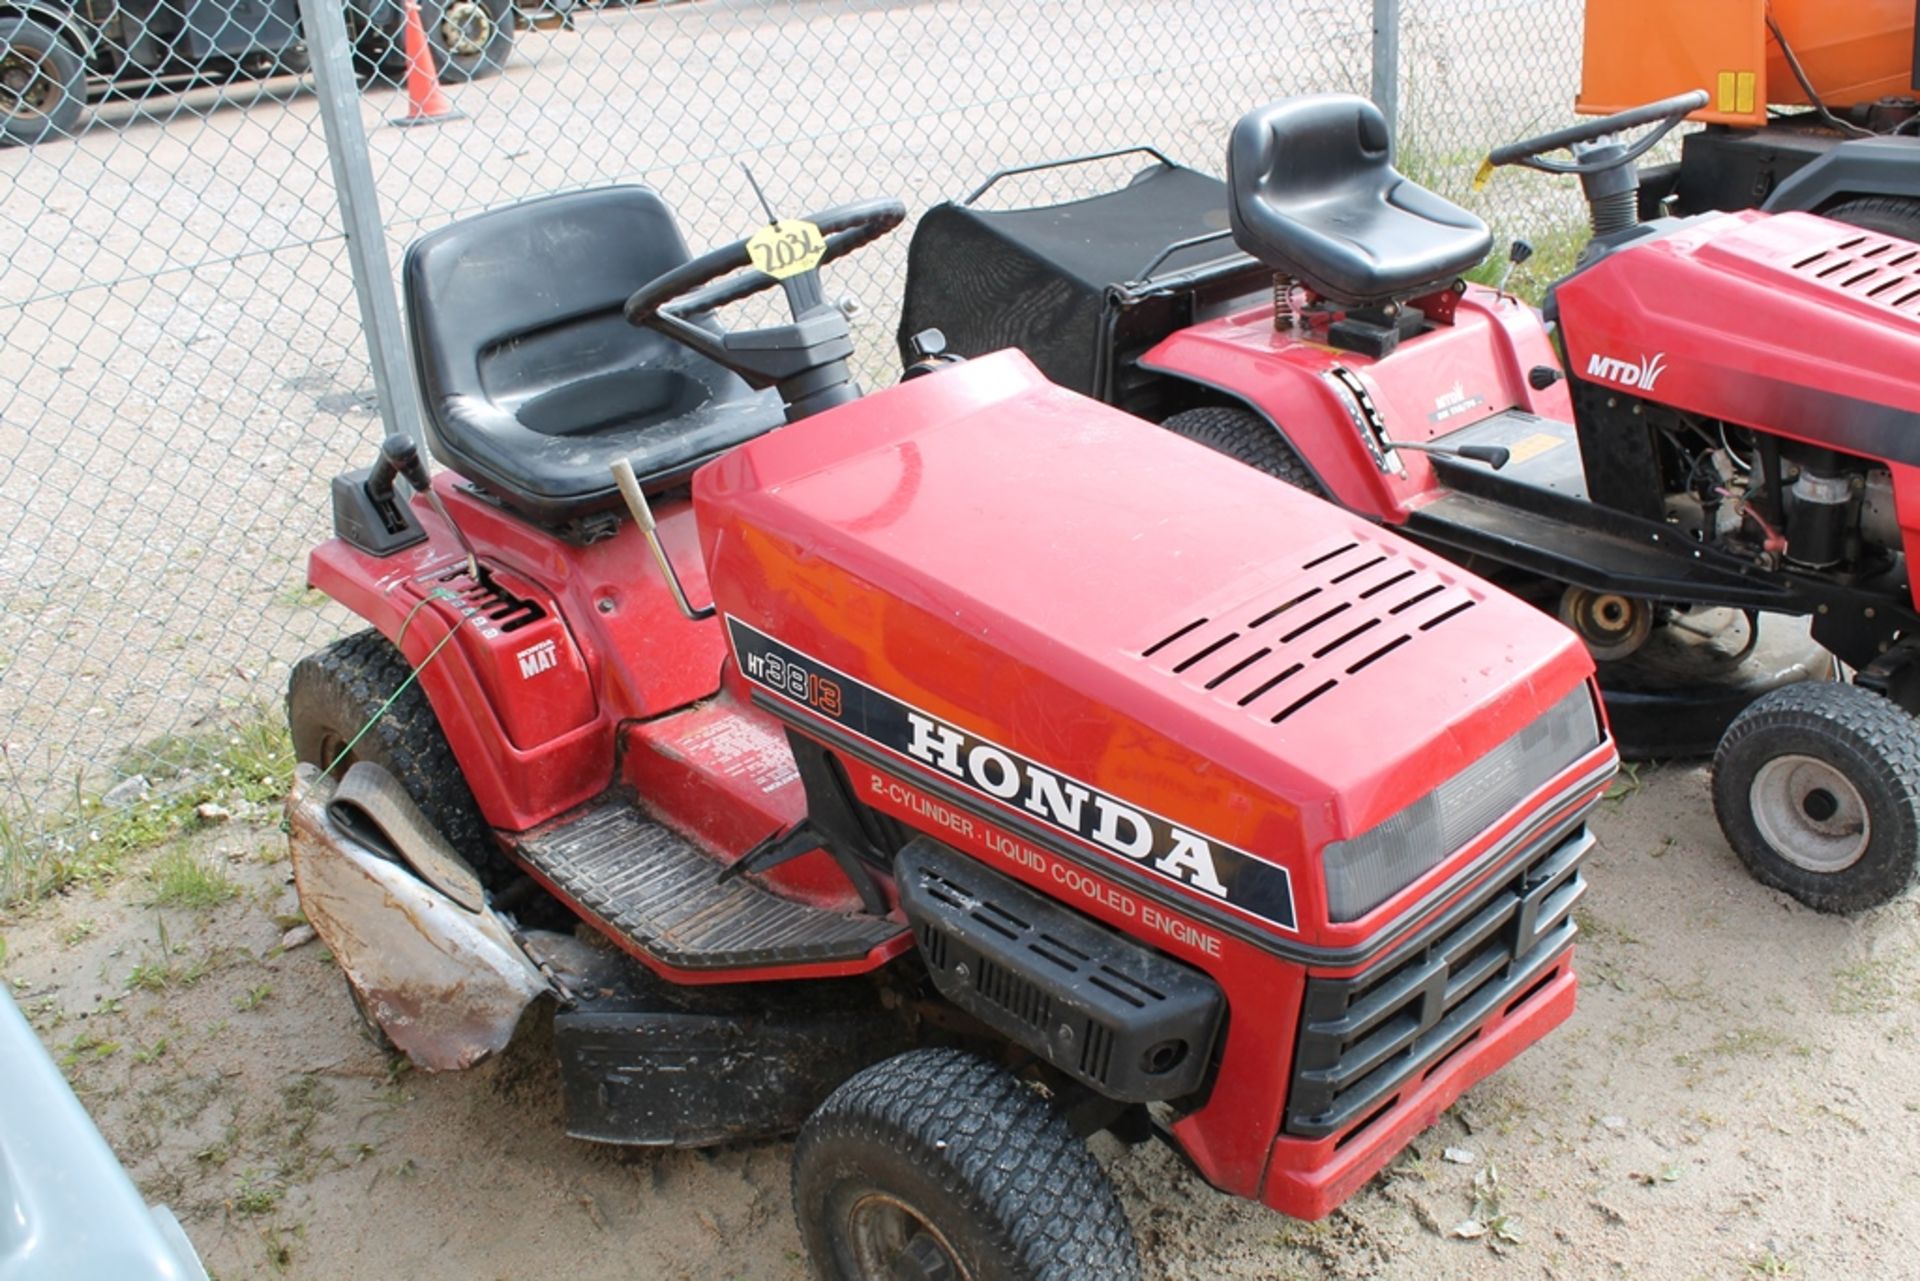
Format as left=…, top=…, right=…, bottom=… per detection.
left=1143, top=616, right=1209, bottom=657
left=1279, top=601, right=1352, bottom=643
left=1313, top=617, right=1382, bottom=658
left=1249, top=588, right=1322, bottom=627
left=1206, top=646, right=1273, bottom=690
left=1359, top=568, right=1415, bottom=599
left=1173, top=632, right=1240, bottom=673
left=1139, top=536, right=1481, bottom=727
left=1302, top=541, right=1360, bottom=570
left=1270, top=679, right=1338, bottom=724
left=1346, top=633, right=1412, bottom=674
left=1330, top=553, right=1389, bottom=584
left=1238, top=663, right=1305, bottom=707
left=1792, top=232, right=1920, bottom=316
left=1420, top=600, right=1476, bottom=631
left=1389, top=583, right=1445, bottom=615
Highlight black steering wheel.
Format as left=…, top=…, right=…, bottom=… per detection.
left=1487, top=90, right=1708, bottom=177
left=623, top=198, right=905, bottom=331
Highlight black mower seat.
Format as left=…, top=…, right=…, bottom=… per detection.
left=404, top=185, right=783, bottom=526
left=1227, top=96, right=1492, bottom=307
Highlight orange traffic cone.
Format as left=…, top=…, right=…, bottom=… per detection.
left=391, top=0, right=463, bottom=127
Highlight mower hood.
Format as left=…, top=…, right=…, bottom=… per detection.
left=694, top=352, right=1597, bottom=936
left=1557, top=210, right=1920, bottom=448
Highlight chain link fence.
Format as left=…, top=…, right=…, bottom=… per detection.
left=1401, top=0, right=1593, bottom=294
left=0, top=0, right=1586, bottom=894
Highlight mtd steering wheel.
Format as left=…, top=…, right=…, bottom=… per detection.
left=1483, top=90, right=1709, bottom=234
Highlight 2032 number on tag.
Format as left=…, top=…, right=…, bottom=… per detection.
left=747, top=219, right=827, bottom=280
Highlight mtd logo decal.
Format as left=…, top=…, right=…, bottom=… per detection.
left=1585, top=351, right=1668, bottom=392
left=515, top=639, right=558, bottom=679
left=727, top=616, right=1296, bottom=932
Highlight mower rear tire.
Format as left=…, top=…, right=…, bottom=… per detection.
left=1822, top=196, right=1920, bottom=245
left=287, top=628, right=503, bottom=883
left=1162, top=406, right=1322, bottom=495
left=792, top=1048, right=1139, bottom=1281
left=1711, top=682, right=1920, bottom=914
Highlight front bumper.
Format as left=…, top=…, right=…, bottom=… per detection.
left=1262, top=959, right=1577, bottom=1218
left=1260, top=817, right=1591, bottom=1218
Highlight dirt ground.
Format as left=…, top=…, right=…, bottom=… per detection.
left=4, top=757, right=1917, bottom=1281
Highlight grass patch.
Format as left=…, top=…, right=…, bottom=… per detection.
left=117, top=708, right=295, bottom=807
left=274, top=581, right=331, bottom=610
left=1833, top=955, right=1906, bottom=1015
left=125, top=920, right=219, bottom=992
left=1396, top=131, right=1592, bottom=308
left=61, top=1030, right=121, bottom=1068
left=146, top=847, right=240, bottom=911
left=232, top=1171, right=284, bottom=1216
left=2, top=707, right=293, bottom=907
left=1461, top=214, right=1591, bottom=305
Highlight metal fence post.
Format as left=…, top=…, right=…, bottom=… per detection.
left=1371, top=0, right=1401, bottom=155
left=295, top=0, right=421, bottom=444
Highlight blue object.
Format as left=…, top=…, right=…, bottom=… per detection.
left=0, top=991, right=208, bottom=1281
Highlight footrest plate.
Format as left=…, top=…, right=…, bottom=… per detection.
left=515, top=803, right=904, bottom=971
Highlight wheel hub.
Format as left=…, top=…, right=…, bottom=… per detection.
left=1748, top=753, right=1871, bottom=873
left=440, top=2, right=493, bottom=56
left=847, top=1193, right=970, bottom=1281
left=1559, top=587, right=1652, bottom=662
left=0, top=47, right=56, bottom=119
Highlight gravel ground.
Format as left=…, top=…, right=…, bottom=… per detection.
left=0, top=0, right=1579, bottom=814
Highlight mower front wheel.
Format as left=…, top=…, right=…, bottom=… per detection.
left=1162, top=405, right=1322, bottom=495
left=287, top=628, right=503, bottom=883
left=1712, top=682, right=1920, bottom=913
left=792, top=1048, right=1140, bottom=1281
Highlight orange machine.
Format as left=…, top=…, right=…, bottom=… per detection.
left=1580, top=0, right=1915, bottom=126
left=1574, top=0, right=1920, bottom=234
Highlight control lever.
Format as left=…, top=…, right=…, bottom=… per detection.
left=610, top=458, right=715, bottom=621
left=375, top=434, right=482, bottom=582
left=1380, top=439, right=1511, bottom=470
left=1495, top=238, right=1534, bottom=296
left=902, top=327, right=965, bottom=380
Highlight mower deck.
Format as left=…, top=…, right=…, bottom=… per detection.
left=514, top=803, right=905, bottom=972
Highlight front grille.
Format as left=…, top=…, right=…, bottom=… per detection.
left=1138, top=536, right=1479, bottom=725
left=1284, top=821, right=1589, bottom=1139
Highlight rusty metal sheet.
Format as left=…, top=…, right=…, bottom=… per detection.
left=286, top=765, right=549, bottom=1071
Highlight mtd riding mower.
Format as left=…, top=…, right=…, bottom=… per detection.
left=901, top=90, right=1920, bottom=915
left=283, top=183, right=1617, bottom=1279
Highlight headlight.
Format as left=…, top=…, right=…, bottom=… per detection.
left=1322, top=685, right=1603, bottom=923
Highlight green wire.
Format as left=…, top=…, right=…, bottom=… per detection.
left=321, top=590, right=463, bottom=780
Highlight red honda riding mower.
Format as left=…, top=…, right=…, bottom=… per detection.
left=285, top=183, right=1618, bottom=1278
left=901, top=90, right=1920, bottom=915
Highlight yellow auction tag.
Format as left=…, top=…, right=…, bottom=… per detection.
left=746, top=218, right=827, bottom=280
left=1471, top=158, right=1496, bottom=193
